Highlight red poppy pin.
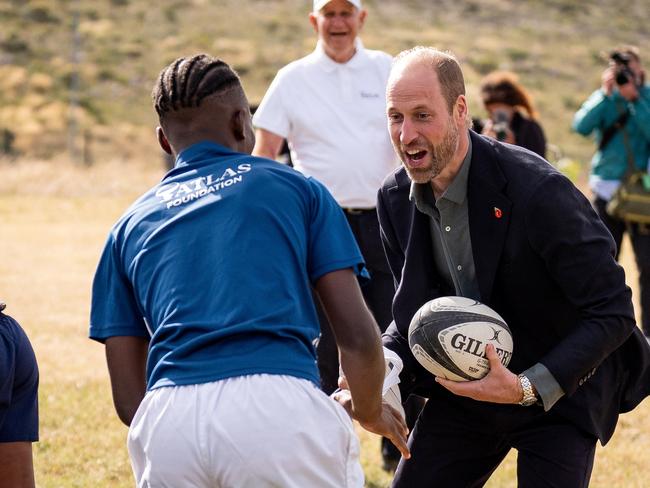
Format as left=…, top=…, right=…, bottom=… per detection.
left=494, top=207, right=503, bottom=219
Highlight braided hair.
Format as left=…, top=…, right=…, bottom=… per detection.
left=152, top=54, right=242, bottom=119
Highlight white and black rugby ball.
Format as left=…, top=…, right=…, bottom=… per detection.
left=408, top=296, right=513, bottom=381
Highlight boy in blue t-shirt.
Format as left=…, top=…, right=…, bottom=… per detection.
left=89, top=54, right=409, bottom=487
left=0, top=302, right=39, bottom=488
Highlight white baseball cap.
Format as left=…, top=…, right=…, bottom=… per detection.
left=313, top=0, right=362, bottom=12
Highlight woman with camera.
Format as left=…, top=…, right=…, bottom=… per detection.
left=573, top=45, right=650, bottom=344
left=475, top=70, right=547, bottom=158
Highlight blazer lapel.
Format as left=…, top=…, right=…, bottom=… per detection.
left=387, top=174, right=438, bottom=330
left=388, top=173, right=436, bottom=288
left=404, top=198, right=436, bottom=293
left=468, top=133, right=512, bottom=303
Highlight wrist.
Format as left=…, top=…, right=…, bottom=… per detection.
left=517, top=374, right=538, bottom=406
left=352, top=399, right=383, bottom=424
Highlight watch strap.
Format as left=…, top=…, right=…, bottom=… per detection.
left=518, top=374, right=537, bottom=406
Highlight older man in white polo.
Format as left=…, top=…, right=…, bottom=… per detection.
left=253, top=0, right=418, bottom=471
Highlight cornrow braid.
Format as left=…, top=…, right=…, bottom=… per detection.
left=152, top=54, right=241, bottom=119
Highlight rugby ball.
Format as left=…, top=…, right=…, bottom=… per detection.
left=408, top=296, right=513, bottom=381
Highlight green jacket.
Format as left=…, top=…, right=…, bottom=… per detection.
left=573, top=84, right=650, bottom=181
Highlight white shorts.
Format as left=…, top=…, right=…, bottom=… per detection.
left=127, top=374, right=364, bottom=488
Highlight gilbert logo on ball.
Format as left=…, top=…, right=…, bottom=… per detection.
left=408, top=296, right=513, bottom=382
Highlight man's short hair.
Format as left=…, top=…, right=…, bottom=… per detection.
left=152, top=54, right=242, bottom=120
left=393, top=46, right=466, bottom=114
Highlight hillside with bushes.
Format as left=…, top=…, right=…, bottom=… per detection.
left=0, top=0, right=648, bottom=166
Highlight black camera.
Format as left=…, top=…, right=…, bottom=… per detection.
left=492, top=110, right=510, bottom=142
left=610, top=51, right=635, bottom=86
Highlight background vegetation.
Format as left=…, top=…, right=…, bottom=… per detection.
left=1, top=1, right=650, bottom=486
left=0, top=0, right=649, bottom=165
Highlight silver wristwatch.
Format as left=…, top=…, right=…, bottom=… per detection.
left=518, top=374, right=537, bottom=406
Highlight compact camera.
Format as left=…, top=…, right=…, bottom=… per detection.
left=492, top=110, right=510, bottom=142
left=610, top=51, right=635, bottom=86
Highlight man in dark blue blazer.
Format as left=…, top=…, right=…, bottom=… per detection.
left=376, top=47, right=650, bottom=487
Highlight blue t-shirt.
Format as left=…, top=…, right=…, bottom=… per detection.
left=90, top=142, right=367, bottom=390
left=0, top=312, right=39, bottom=442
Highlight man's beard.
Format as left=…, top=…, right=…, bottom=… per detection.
left=402, top=122, right=459, bottom=184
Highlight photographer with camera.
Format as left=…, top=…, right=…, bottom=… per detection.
left=573, top=45, right=650, bottom=344
left=475, top=71, right=547, bottom=158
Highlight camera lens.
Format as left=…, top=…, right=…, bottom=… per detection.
left=616, top=70, right=630, bottom=85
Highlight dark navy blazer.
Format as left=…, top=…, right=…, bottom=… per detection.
left=378, top=131, right=650, bottom=444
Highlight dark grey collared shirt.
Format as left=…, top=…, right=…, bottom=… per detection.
left=410, top=139, right=480, bottom=300
left=409, top=136, right=563, bottom=410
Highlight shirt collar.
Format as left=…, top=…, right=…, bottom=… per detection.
left=313, top=38, right=367, bottom=73
left=409, top=132, right=473, bottom=206
left=174, top=141, right=238, bottom=168
left=442, top=136, right=472, bottom=204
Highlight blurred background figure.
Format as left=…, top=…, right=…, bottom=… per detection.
left=475, top=70, right=547, bottom=158
left=573, top=45, right=650, bottom=343
left=252, top=0, right=421, bottom=472
left=0, top=302, right=39, bottom=488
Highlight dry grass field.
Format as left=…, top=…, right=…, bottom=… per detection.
left=0, top=158, right=649, bottom=487
left=2, top=0, right=650, bottom=486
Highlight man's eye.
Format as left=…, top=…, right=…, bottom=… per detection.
left=416, top=113, right=430, bottom=119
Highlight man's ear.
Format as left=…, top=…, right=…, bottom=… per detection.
left=358, top=9, right=367, bottom=30
left=230, top=109, right=247, bottom=141
left=454, top=95, right=469, bottom=124
left=308, top=12, right=318, bottom=33
left=156, top=127, right=172, bottom=155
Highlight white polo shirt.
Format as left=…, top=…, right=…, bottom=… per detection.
left=253, top=39, right=398, bottom=208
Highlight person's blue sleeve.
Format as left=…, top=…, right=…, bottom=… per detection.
left=0, top=327, right=16, bottom=431
left=572, top=89, right=608, bottom=136
left=0, top=314, right=39, bottom=442
left=627, top=86, right=650, bottom=142
left=306, top=178, right=369, bottom=283
left=89, top=233, right=148, bottom=342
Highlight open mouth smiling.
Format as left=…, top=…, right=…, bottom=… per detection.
left=405, top=149, right=428, bottom=166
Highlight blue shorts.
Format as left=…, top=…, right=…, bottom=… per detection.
left=0, top=313, right=39, bottom=442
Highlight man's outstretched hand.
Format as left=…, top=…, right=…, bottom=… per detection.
left=332, top=378, right=411, bottom=460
